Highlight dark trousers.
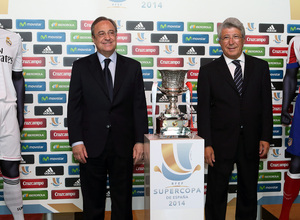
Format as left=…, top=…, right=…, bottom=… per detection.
left=205, top=132, right=260, bottom=220
left=80, top=132, right=134, bottom=220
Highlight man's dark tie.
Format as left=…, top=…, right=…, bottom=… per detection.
left=104, top=58, right=113, bottom=101
left=232, top=60, right=243, bottom=96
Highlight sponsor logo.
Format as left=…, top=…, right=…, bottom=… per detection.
left=21, top=166, right=31, bottom=176
left=133, top=164, right=144, bottom=174
left=50, top=142, right=71, bottom=152
left=271, top=138, right=282, bottom=147
left=67, top=45, right=95, bottom=54
left=22, top=57, right=45, bottom=67
left=50, top=130, right=69, bottom=140
left=270, top=148, right=282, bottom=158
left=273, top=116, right=281, bottom=125
left=132, top=46, right=159, bottom=55
left=68, top=166, right=80, bottom=175
left=20, top=155, right=35, bottom=164
left=182, top=34, right=209, bottom=43
left=133, top=57, right=153, bottom=67
left=157, top=22, right=184, bottom=31
left=136, top=33, right=146, bottom=42
left=126, top=21, right=153, bottom=31
left=264, top=58, right=284, bottom=68
left=270, top=70, right=283, bottom=79
left=21, top=130, right=47, bottom=140
left=24, top=118, right=46, bottom=128
left=49, top=117, right=61, bottom=127
left=132, top=176, right=144, bottom=185
left=259, top=24, right=284, bottom=33
left=271, top=82, right=283, bottom=90
left=39, top=154, right=67, bottom=164
left=21, top=179, right=48, bottom=188
left=51, top=178, right=62, bottom=187
left=179, top=105, right=197, bottom=114
left=25, top=94, right=33, bottom=104
left=132, top=187, right=144, bottom=197
left=35, top=106, right=63, bottom=116
left=144, top=82, right=153, bottom=91
left=142, top=69, right=153, bottom=79
left=178, top=46, right=205, bottom=55
left=187, top=22, right=214, bottom=32
left=36, top=166, right=64, bottom=176
left=49, top=82, right=70, bottom=91
left=229, top=174, right=238, bottom=182
left=244, top=35, right=269, bottom=44
left=147, top=105, right=159, bottom=115
left=273, top=91, right=282, bottom=102
left=49, top=56, right=60, bottom=66
left=51, top=190, right=79, bottom=199
left=37, top=32, right=66, bottom=42
left=18, top=32, right=32, bottom=42
left=157, top=58, right=184, bottom=67
left=243, top=47, right=265, bottom=56
left=182, top=93, right=198, bottom=103
left=187, top=70, right=199, bottom=79
left=287, top=24, right=300, bottom=33
left=257, top=183, right=281, bottom=192
left=21, top=142, right=47, bottom=152
left=246, top=23, right=256, bottom=31
left=209, top=46, right=223, bottom=56
left=163, top=45, right=175, bottom=54
left=258, top=172, right=281, bottom=181
left=80, top=20, right=93, bottom=30
left=269, top=47, right=288, bottom=56
left=49, top=69, right=71, bottom=79
left=117, top=33, right=131, bottom=43
left=273, top=127, right=282, bottom=136
left=22, top=190, right=48, bottom=200
left=0, top=19, right=12, bottom=28
left=70, top=32, right=92, bottom=42
left=274, top=35, right=283, bottom=44
left=116, top=45, right=127, bottom=55
left=16, top=19, right=45, bottom=29
left=187, top=57, right=198, bottom=66
left=25, top=82, right=46, bottom=91
left=49, top=20, right=77, bottom=30
left=151, top=34, right=178, bottom=43
left=38, top=94, right=66, bottom=103
left=267, top=161, right=290, bottom=170
left=65, top=178, right=81, bottom=187
left=201, top=58, right=215, bottom=66
left=23, top=69, right=46, bottom=79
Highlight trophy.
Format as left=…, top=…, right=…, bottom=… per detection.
left=156, top=69, right=191, bottom=137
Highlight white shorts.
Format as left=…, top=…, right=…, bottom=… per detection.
left=0, top=102, right=21, bottom=161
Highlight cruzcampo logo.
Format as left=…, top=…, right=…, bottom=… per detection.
left=49, top=20, right=77, bottom=30
left=187, top=22, right=214, bottom=32
left=23, top=69, right=46, bottom=79
left=154, top=143, right=201, bottom=181
left=116, top=45, right=128, bottom=55
left=243, top=47, right=265, bottom=56
left=22, top=190, right=48, bottom=200
left=133, top=57, right=154, bottom=67
left=0, top=0, right=9, bottom=14
left=258, top=172, right=281, bottom=181
left=263, top=58, right=284, bottom=68
left=70, top=33, right=92, bottom=42
left=21, top=130, right=47, bottom=140
left=51, top=142, right=72, bottom=152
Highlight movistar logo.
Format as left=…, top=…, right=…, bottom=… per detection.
left=185, top=36, right=192, bottom=41
left=41, top=96, right=48, bottom=101
left=19, top=22, right=26, bottom=27
left=70, top=47, right=77, bottom=52
left=160, top=24, right=167, bottom=29
left=40, top=35, right=47, bottom=40
left=42, top=157, right=50, bottom=162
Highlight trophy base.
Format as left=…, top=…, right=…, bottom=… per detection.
left=156, top=116, right=191, bottom=138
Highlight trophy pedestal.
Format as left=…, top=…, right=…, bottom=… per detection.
left=156, top=114, right=190, bottom=137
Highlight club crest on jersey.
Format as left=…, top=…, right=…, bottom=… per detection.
left=6, top=37, right=12, bottom=46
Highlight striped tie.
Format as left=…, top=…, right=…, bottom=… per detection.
left=104, top=58, right=113, bottom=101
left=232, top=60, right=243, bottom=96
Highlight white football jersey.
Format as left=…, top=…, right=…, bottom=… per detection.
left=0, top=29, right=22, bottom=102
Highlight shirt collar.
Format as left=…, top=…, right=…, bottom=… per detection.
left=223, top=53, right=245, bottom=65
left=97, top=51, right=117, bottom=64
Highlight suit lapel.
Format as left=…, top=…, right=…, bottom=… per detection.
left=88, top=53, right=110, bottom=97
left=217, top=56, right=238, bottom=92
left=242, top=54, right=254, bottom=94
left=113, top=54, right=127, bottom=98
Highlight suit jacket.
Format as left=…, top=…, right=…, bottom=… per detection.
left=67, top=52, right=148, bottom=158
left=197, top=53, right=273, bottom=160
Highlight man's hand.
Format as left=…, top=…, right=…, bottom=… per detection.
left=281, top=111, right=292, bottom=125
left=205, top=146, right=215, bottom=167
left=72, top=144, right=88, bottom=164
left=133, top=143, right=144, bottom=165
left=259, top=141, right=270, bottom=158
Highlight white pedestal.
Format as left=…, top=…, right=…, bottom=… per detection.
left=144, top=134, right=204, bottom=220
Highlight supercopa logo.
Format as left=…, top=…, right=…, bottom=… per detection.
left=154, top=143, right=201, bottom=181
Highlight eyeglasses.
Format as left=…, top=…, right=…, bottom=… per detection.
left=96, top=30, right=116, bottom=38
left=220, top=35, right=243, bottom=42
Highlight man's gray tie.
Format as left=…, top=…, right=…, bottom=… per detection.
left=232, top=60, right=243, bottom=96
left=104, top=58, right=113, bottom=101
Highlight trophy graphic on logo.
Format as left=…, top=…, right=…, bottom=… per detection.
left=155, top=69, right=191, bottom=137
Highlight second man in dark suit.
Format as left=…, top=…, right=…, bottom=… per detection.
left=67, top=16, right=148, bottom=220
left=197, top=17, right=273, bottom=220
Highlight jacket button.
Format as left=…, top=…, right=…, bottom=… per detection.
left=106, top=125, right=111, bottom=129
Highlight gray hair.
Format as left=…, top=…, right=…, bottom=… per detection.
left=91, top=16, right=117, bottom=37
left=217, top=17, right=245, bottom=39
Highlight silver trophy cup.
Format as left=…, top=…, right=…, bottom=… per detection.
left=156, top=69, right=191, bottom=137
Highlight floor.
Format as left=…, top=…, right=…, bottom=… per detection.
left=0, top=203, right=300, bottom=219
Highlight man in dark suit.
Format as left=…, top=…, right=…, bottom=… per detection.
left=67, top=16, right=148, bottom=220
left=197, top=17, right=273, bottom=220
